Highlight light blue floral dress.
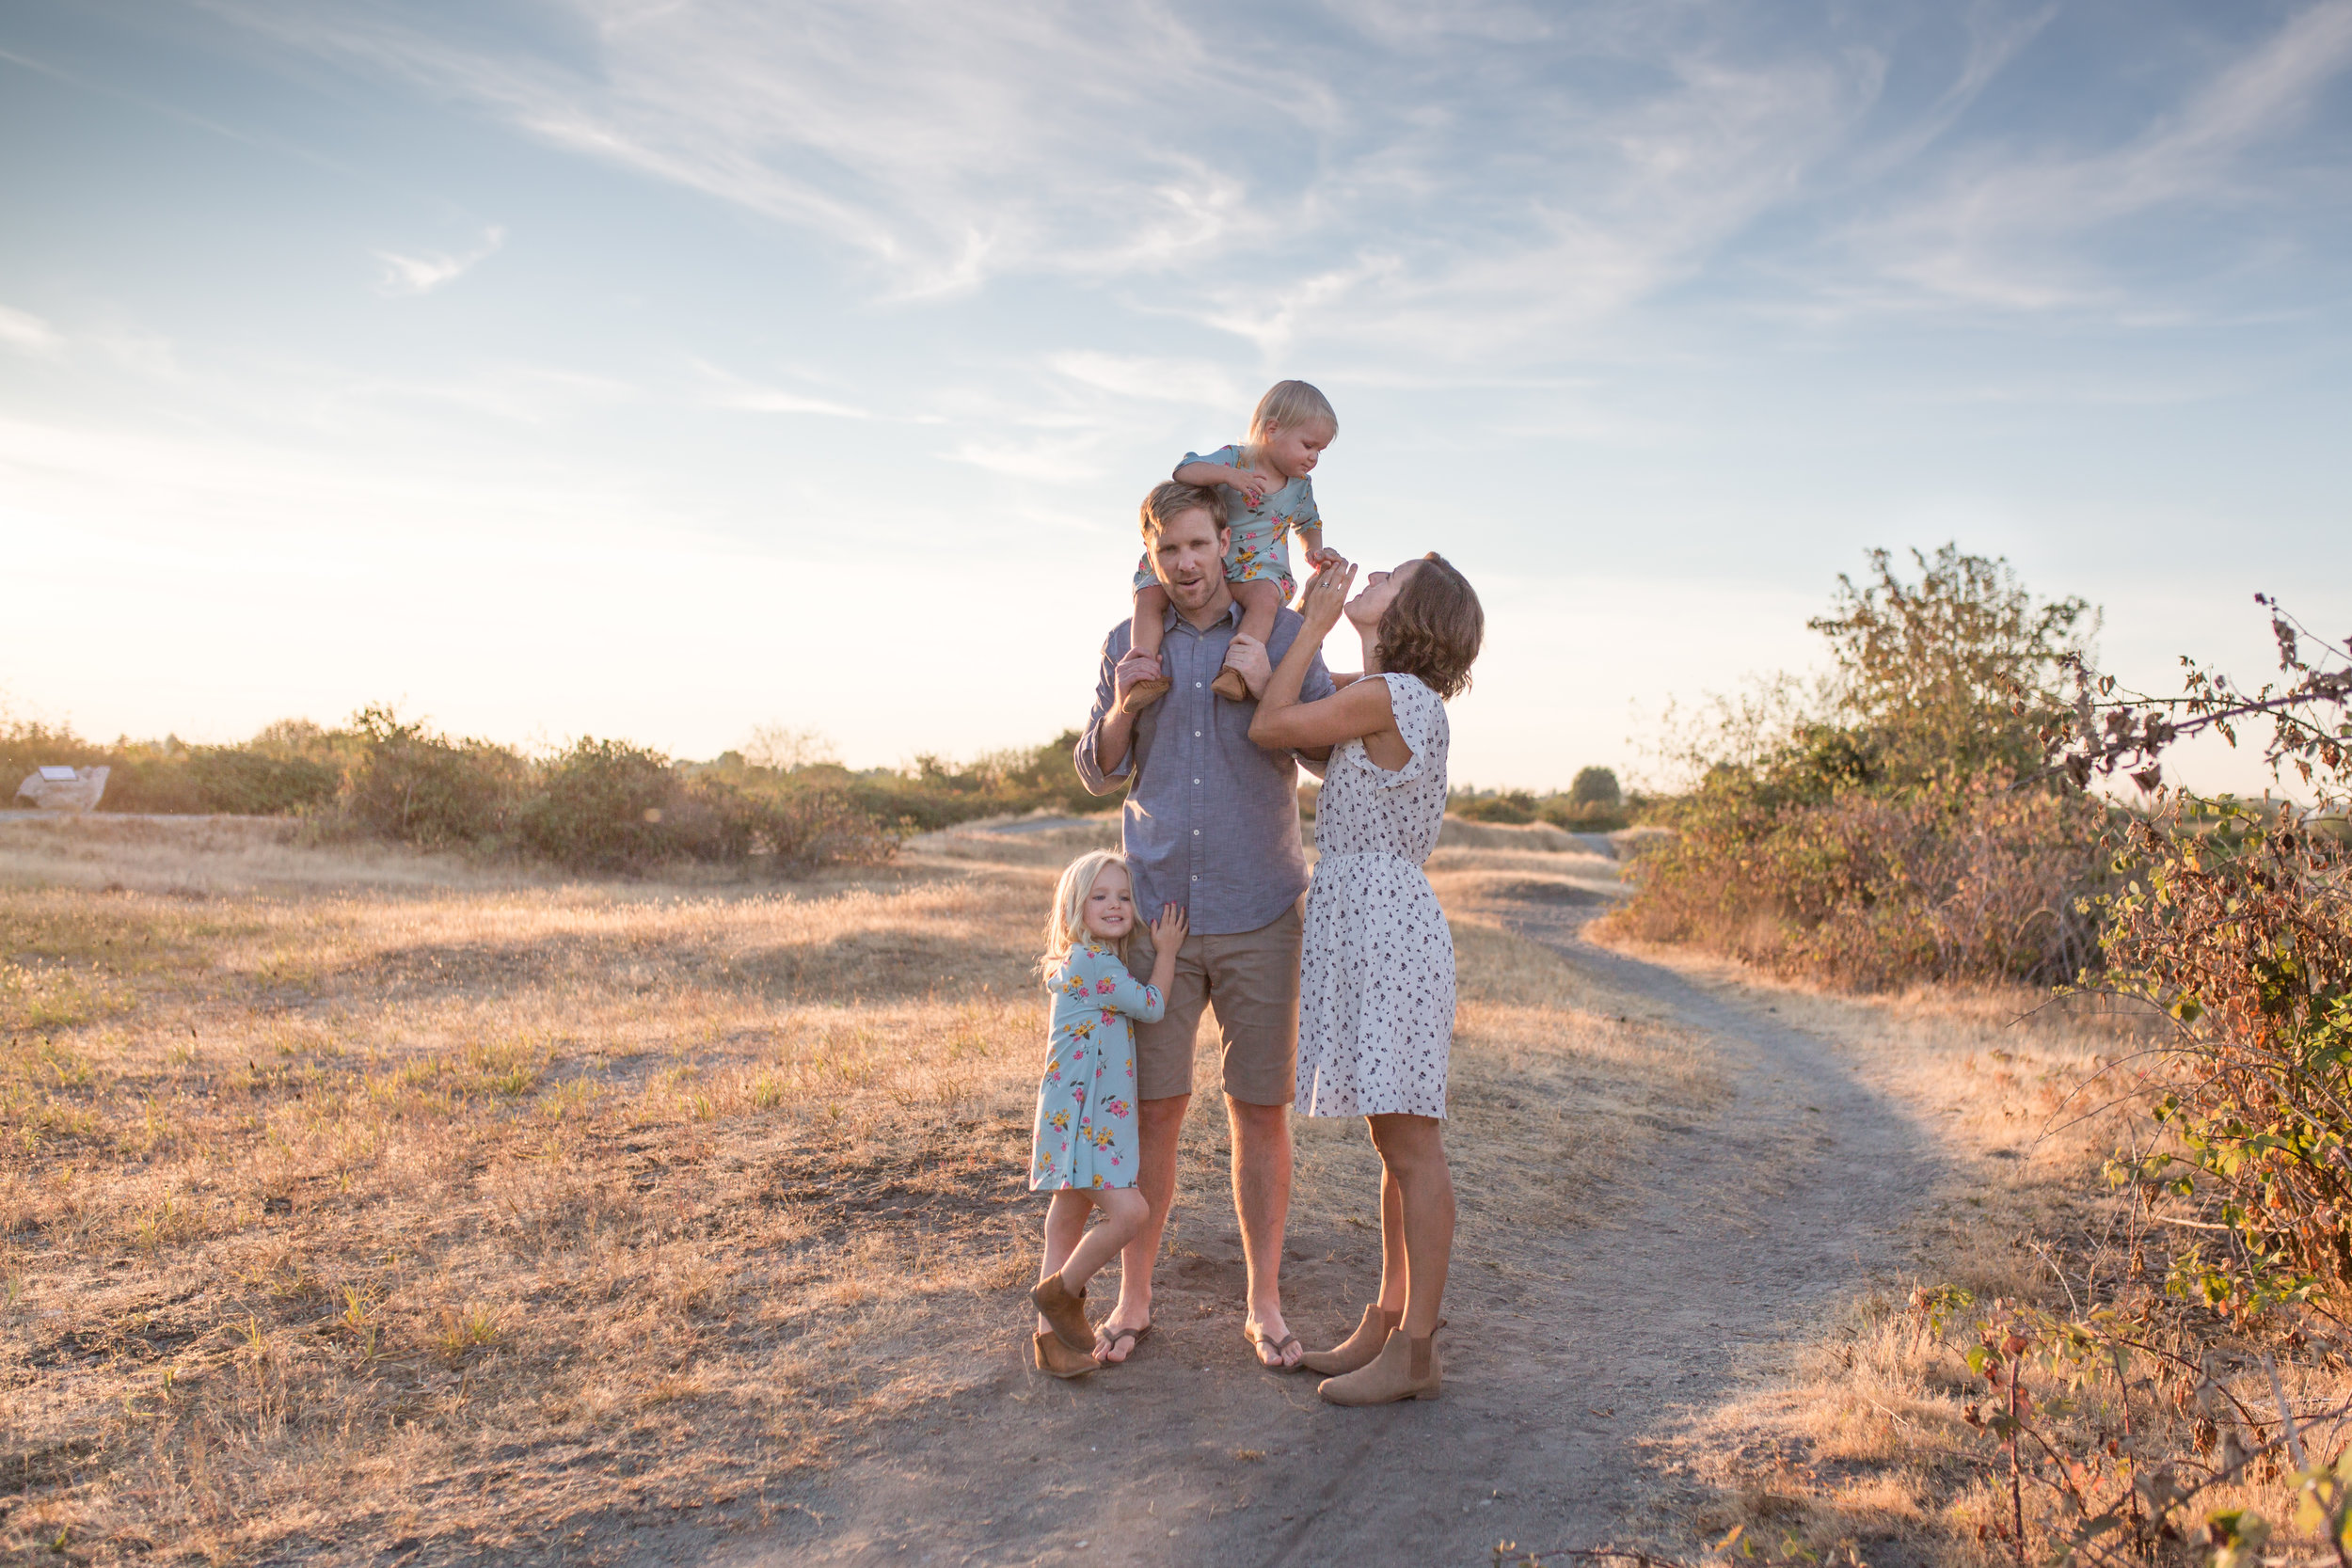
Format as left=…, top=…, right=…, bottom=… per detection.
left=1133, top=444, right=1322, bottom=602
left=1029, top=938, right=1164, bottom=1191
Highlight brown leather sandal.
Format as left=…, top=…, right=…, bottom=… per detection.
left=1093, top=1322, right=1151, bottom=1365
left=1243, top=1324, right=1304, bottom=1372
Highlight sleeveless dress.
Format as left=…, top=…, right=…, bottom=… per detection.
left=1295, top=673, right=1454, bottom=1119
left=1028, top=938, right=1164, bottom=1191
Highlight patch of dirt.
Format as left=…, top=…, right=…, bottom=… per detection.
left=701, top=896, right=1944, bottom=1566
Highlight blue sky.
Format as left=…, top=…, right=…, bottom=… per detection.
left=3, top=0, right=2347, bottom=791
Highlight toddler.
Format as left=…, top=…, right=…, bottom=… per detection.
left=1026, top=850, right=1186, bottom=1378
left=1124, top=379, right=1343, bottom=709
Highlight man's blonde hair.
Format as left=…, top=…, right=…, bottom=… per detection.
left=1039, top=849, right=1135, bottom=978
left=1138, top=480, right=1227, bottom=544
left=1247, top=379, right=1338, bottom=447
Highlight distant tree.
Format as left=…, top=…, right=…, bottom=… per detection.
left=1568, top=767, right=1620, bottom=808
left=742, top=723, right=838, bottom=771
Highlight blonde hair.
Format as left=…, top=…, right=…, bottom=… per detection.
left=1039, top=849, right=1135, bottom=979
left=1247, top=380, right=1338, bottom=454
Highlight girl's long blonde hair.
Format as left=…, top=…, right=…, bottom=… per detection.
left=1039, top=849, right=1134, bottom=979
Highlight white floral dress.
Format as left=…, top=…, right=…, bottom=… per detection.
left=1296, top=673, right=1455, bottom=1119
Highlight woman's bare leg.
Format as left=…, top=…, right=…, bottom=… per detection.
left=1367, top=1114, right=1454, bottom=1337
left=1372, top=1154, right=1407, bottom=1319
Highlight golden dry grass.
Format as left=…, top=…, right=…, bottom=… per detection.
left=1603, top=944, right=2352, bottom=1567
left=1, top=813, right=1710, bottom=1564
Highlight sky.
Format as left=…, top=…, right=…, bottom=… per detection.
left=2, top=0, right=2348, bottom=793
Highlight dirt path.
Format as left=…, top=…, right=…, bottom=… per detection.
left=719, top=899, right=1939, bottom=1567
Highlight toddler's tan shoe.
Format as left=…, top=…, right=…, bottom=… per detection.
left=1119, top=676, right=1172, bottom=714
left=1211, top=667, right=1249, bottom=702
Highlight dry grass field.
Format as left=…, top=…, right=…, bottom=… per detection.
left=0, top=814, right=1710, bottom=1565
left=1587, top=937, right=2352, bottom=1565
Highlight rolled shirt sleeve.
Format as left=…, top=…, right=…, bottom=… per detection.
left=1073, top=623, right=1136, bottom=795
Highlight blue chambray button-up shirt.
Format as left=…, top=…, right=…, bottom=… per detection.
left=1074, top=600, right=1335, bottom=936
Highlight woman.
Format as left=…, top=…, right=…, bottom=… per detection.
left=1229, top=552, right=1484, bottom=1405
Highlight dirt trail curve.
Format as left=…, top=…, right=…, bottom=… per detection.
left=719, top=900, right=1938, bottom=1568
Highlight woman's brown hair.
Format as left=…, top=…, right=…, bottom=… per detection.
left=1374, top=553, right=1484, bottom=701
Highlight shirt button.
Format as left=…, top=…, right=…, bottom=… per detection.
left=1193, top=829, right=1200, bottom=835
left=1193, top=778, right=1200, bottom=784
left=1194, top=681, right=1201, bottom=689
left=1194, top=730, right=1201, bottom=737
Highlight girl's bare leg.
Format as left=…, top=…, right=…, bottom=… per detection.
left=1214, top=578, right=1286, bottom=698
left=1366, top=1114, right=1454, bottom=1337
left=1059, top=1188, right=1148, bottom=1291
left=1036, top=1192, right=1090, bottom=1336
left=1123, top=584, right=1174, bottom=712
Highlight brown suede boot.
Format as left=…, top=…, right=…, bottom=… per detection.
left=1029, top=1272, right=1091, bottom=1354
left=1119, top=676, right=1171, bottom=714
left=1297, top=1305, right=1400, bottom=1376
left=1033, top=1331, right=1097, bottom=1380
left=1210, top=667, right=1249, bottom=702
left=1317, top=1320, right=1443, bottom=1406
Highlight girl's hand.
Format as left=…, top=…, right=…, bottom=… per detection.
left=1151, top=903, right=1188, bottom=950
left=1303, top=544, right=1345, bottom=571
left=1297, top=559, right=1356, bottom=636
left=1229, top=467, right=1275, bottom=506
left=1223, top=633, right=1273, bottom=698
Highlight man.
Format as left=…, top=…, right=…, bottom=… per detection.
left=1073, top=480, right=1335, bottom=1370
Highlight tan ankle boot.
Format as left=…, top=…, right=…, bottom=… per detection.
left=1317, top=1320, right=1443, bottom=1405
left=1298, top=1304, right=1400, bottom=1376
left=1029, top=1273, right=1091, bottom=1353
left=1033, top=1331, right=1096, bottom=1380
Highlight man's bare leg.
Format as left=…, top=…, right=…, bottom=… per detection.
left=1230, top=1095, right=1299, bottom=1367
left=1100, top=1092, right=1187, bottom=1361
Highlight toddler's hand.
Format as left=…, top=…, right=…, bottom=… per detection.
left=1151, top=903, right=1188, bottom=949
left=1230, top=467, right=1276, bottom=506
left=1303, top=545, right=1345, bottom=571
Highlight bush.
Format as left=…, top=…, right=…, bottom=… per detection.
left=1613, top=544, right=2107, bottom=988
left=1568, top=766, right=1620, bottom=808
left=521, top=737, right=674, bottom=871
left=331, top=705, right=528, bottom=850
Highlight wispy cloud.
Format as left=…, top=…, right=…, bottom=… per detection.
left=0, top=305, right=65, bottom=358
left=374, top=225, right=505, bottom=294
left=692, top=360, right=872, bottom=419
left=1841, top=2, right=2352, bottom=309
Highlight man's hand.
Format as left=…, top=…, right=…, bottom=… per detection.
left=1224, top=633, right=1273, bottom=699
left=1114, top=647, right=1164, bottom=705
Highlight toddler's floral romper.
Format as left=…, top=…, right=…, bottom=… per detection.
left=1132, top=444, right=1321, bottom=605
left=1029, top=937, right=1164, bottom=1191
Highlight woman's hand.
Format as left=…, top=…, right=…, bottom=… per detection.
left=1297, top=559, right=1356, bottom=637
left=1150, top=903, right=1188, bottom=952
left=1223, top=633, right=1273, bottom=698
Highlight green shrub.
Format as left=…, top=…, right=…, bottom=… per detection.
left=331, top=705, right=528, bottom=849
left=1568, top=766, right=1620, bottom=808
left=521, top=737, right=674, bottom=871
left=1613, top=544, right=2108, bottom=988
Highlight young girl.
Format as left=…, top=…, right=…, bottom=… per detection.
left=1122, top=379, right=1344, bottom=711
left=1026, top=850, right=1186, bottom=1378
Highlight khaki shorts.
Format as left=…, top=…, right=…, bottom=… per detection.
left=1124, top=902, right=1302, bottom=1106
